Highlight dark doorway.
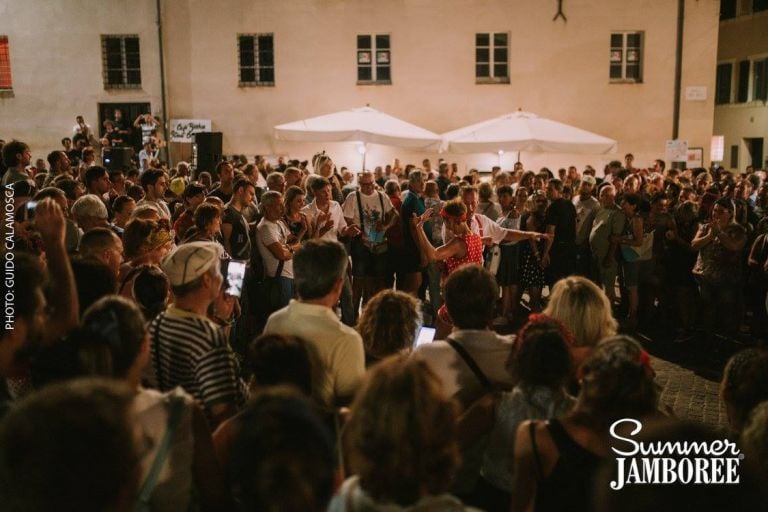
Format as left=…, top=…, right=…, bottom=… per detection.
left=745, top=138, right=764, bottom=170
left=98, top=102, right=151, bottom=154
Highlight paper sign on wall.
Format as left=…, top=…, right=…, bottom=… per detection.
left=170, top=119, right=212, bottom=142
left=665, top=140, right=689, bottom=162
left=685, top=86, right=707, bottom=101
left=711, top=136, right=725, bottom=162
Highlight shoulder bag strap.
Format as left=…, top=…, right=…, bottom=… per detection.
left=151, top=312, right=165, bottom=387
left=475, top=214, right=484, bottom=237
left=355, top=191, right=364, bottom=226
left=446, top=338, right=492, bottom=391
left=378, top=191, right=385, bottom=212
left=135, top=394, right=186, bottom=509
left=529, top=421, right=545, bottom=482
left=274, top=222, right=286, bottom=278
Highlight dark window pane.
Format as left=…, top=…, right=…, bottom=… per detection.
left=124, top=37, right=139, bottom=52
left=357, top=35, right=371, bottom=49
left=609, top=64, right=623, bottom=79
left=107, top=70, right=123, bottom=85
left=610, top=33, right=623, bottom=47
left=737, top=60, right=750, bottom=102
left=720, top=0, right=737, bottom=19
left=105, top=38, right=121, bottom=53
left=240, top=50, right=254, bottom=67
left=755, top=0, right=768, bottom=12
left=494, top=33, right=507, bottom=46
left=239, top=36, right=254, bottom=52
left=494, top=63, right=508, bottom=78
left=259, top=51, right=273, bottom=66
left=107, top=53, right=122, bottom=68
left=126, top=54, right=140, bottom=69
left=376, top=66, right=390, bottom=81
left=626, top=65, right=640, bottom=80
left=716, top=63, right=733, bottom=104
left=240, top=67, right=256, bottom=83
left=758, top=59, right=768, bottom=101
left=358, top=66, right=372, bottom=81
left=730, top=145, right=739, bottom=168
left=476, top=33, right=489, bottom=47
left=127, top=70, right=141, bottom=84
left=627, top=33, right=641, bottom=47
left=376, top=35, right=390, bottom=49
left=494, top=48, right=507, bottom=63
left=476, top=64, right=490, bottom=78
left=476, top=48, right=489, bottom=63
left=258, top=35, right=273, bottom=51
left=260, top=67, right=274, bottom=83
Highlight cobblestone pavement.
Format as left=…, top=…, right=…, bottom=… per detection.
left=651, top=356, right=727, bottom=429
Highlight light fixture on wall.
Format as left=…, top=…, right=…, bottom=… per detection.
left=497, top=149, right=504, bottom=167
left=356, top=142, right=367, bottom=171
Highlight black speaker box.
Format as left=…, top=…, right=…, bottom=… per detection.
left=103, top=147, right=134, bottom=171
left=195, top=132, right=223, bottom=177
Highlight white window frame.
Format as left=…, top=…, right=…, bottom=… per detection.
left=475, top=32, right=509, bottom=84
left=356, top=34, right=391, bottom=85
left=609, top=31, right=643, bottom=84
left=237, top=33, right=275, bottom=87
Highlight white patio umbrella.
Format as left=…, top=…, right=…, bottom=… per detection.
left=440, top=110, right=618, bottom=155
left=275, top=106, right=442, bottom=168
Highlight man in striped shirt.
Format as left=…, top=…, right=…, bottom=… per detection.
left=150, top=241, right=244, bottom=426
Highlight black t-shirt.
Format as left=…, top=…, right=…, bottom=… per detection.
left=208, top=186, right=233, bottom=204
left=544, top=198, right=577, bottom=250
left=222, top=204, right=251, bottom=260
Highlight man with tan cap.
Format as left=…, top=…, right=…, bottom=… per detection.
left=149, top=241, right=244, bottom=426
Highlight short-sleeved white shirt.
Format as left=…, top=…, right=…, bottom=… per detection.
left=257, top=217, right=294, bottom=278
left=302, top=200, right=347, bottom=241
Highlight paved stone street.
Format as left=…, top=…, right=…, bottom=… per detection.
left=651, top=356, right=726, bottom=429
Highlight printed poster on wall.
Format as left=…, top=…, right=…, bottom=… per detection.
left=170, top=119, right=212, bottom=143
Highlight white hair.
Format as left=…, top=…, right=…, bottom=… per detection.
left=71, top=194, right=108, bottom=221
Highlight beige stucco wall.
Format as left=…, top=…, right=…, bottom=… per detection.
left=0, top=0, right=719, bottom=173
left=163, top=0, right=719, bottom=173
left=713, top=10, right=768, bottom=171
left=0, top=0, right=163, bottom=155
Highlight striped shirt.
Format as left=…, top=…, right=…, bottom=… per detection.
left=149, top=306, right=244, bottom=413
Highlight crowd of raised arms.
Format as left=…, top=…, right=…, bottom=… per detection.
left=0, top=119, right=767, bottom=512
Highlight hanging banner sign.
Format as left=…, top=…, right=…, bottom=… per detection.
left=170, top=119, right=212, bottom=142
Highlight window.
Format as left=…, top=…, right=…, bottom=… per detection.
left=716, top=63, right=733, bottom=104
left=753, top=58, right=768, bottom=101
left=731, top=145, right=739, bottom=169
left=737, top=60, right=750, bottom=102
left=101, top=35, right=141, bottom=89
left=357, top=35, right=390, bottom=84
left=754, top=0, right=768, bottom=12
left=0, top=36, right=11, bottom=93
left=610, top=32, right=643, bottom=83
left=721, top=0, right=737, bottom=19
left=238, top=34, right=274, bottom=86
left=475, top=33, right=509, bottom=83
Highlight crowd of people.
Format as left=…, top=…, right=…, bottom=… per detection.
left=0, top=131, right=767, bottom=512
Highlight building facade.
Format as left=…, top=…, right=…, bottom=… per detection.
left=713, top=0, right=768, bottom=172
left=1, top=0, right=720, bottom=173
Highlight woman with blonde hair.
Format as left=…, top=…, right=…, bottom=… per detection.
left=356, top=289, right=422, bottom=366
left=543, top=276, right=618, bottom=366
left=330, top=355, right=476, bottom=511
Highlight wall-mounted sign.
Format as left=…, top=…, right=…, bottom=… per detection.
left=711, top=135, right=725, bottom=162
left=665, top=139, right=689, bottom=162
left=170, top=119, right=212, bottom=143
left=685, top=86, right=707, bottom=101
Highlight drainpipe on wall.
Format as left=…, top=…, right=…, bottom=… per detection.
left=672, top=0, right=685, bottom=140
left=156, top=0, right=171, bottom=166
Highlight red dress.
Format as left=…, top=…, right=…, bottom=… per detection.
left=438, top=232, right=485, bottom=324
left=443, top=233, right=485, bottom=277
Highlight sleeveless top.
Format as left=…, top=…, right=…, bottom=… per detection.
left=531, top=418, right=602, bottom=512
left=443, top=232, right=484, bottom=276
